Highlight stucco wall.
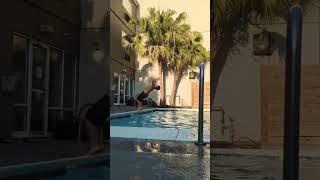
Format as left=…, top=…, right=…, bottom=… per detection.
left=135, top=57, right=210, bottom=107
left=79, top=0, right=109, bottom=106
left=136, top=0, right=210, bottom=107
left=214, top=3, right=320, bottom=142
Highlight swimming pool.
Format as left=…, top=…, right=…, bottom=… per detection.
left=110, top=109, right=210, bottom=142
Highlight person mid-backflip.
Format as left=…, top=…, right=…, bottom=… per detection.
left=136, top=78, right=160, bottom=110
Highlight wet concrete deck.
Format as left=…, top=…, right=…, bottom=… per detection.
left=0, top=137, right=320, bottom=179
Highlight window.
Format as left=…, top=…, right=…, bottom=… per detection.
left=48, top=52, right=78, bottom=131
left=12, top=35, right=28, bottom=104
left=123, top=0, right=137, bottom=18
left=48, top=48, right=63, bottom=107
left=48, top=48, right=63, bottom=131
left=12, top=35, right=29, bottom=131
left=122, top=31, right=129, bottom=47
left=112, top=73, right=119, bottom=104
left=130, top=78, right=134, bottom=97
left=119, top=75, right=125, bottom=104
left=63, top=54, right=76, bottom=109
left=113, top=73, right=134, bottom=105
left=10, top=34, right=79, bottom=134
left=125, top=78, right=129, bottom=102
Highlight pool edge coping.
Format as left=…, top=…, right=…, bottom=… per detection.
left=110, top=108, right=210, bottom=118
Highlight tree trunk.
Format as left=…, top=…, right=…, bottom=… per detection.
left=158, top=61, right=166, bottom=106
left=169, top=71, right=183, bottom=106
left=162, top=61, right=167, bottom=106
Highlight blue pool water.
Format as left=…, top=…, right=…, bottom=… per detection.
left=110, top=110, right=210, bottom=142
left=111, top=110, right=210, bottom=130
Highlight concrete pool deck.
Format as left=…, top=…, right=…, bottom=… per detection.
left=0, top=137, right=320, bottom=180
left=110, top=138, right=320, bottom=180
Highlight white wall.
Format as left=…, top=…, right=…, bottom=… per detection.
left=136, top=0, right=210, bottom=107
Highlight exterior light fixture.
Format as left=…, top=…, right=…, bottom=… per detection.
left=92, top=41, right=104, bottom=62
left=253, top=29, right=273, bottom=56
left=189, top=71, right=196, bottom=79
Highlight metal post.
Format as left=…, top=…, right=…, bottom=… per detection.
left=195, top=63, right=206, bottom=145
left=283, top=5, right=303, bottom=180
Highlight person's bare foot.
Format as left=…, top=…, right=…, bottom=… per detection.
left=87, top=146, right=104, bottom=155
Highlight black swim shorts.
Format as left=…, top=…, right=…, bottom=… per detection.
left=85, top=94, right=109, bottom=127
left=136, top=91, right=148, bottom=101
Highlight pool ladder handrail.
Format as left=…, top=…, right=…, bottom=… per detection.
left=195, top=62, right=206, bottom=146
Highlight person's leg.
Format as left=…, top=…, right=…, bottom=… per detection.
left=99, top=125, right=107, bottom=149
left=85, top=119, right=102, bottom=155
left=136, top=99, right=143, bottom=110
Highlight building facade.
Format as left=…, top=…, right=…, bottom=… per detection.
left=0, top=0, right=139, bottom=139
left=80, top=0, right=139, bottom=107
left=110, top=0, right=139, bottom=106
left=0, top=0, right=80, bottom=138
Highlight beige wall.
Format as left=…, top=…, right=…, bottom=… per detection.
left=135, top=56, right=160, bottom=103
left=136, top=0, right=210, bottom=107
left=214, top=2, right=320, bottom=143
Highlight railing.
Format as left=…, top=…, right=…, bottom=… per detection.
left=195, top=63, right=206, bottom=145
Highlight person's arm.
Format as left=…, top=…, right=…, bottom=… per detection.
left=143, top=85, right=154, bottom=94
left=143, top=78, right=159, bottom=94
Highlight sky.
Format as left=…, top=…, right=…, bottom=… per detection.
left=137, top=0, right=210, bottom=50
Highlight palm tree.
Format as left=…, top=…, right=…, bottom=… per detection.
left=167, top=29, right=209, bottom=106
left=211, top=0, right=311, bottom=101
left=129, top=8, right=188, bottom=106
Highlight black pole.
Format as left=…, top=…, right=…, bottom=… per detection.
left=283, top=5, right=303, bottom=180
left=195, top=63, right=206, bottom=145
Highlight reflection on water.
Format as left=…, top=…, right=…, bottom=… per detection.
left=110, top=139, right=210, bottom=180
left=111, top=110, right=210, bottom=131
left=111, top=149, right=210, bottom=180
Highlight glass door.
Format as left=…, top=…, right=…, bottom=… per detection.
left=27, top=42, right=49, bottom=136
left=48, top=48, right=63, bottom=133
left=119, top=75, right=125, bottom=104
left=12, top=35, right=29, bottom=135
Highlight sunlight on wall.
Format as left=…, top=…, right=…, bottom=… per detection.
left=136, top=0, right=210, bottom=107
left=138, top=0, right=210, bottom=50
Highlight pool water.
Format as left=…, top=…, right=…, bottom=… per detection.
left=110, top=110, right=210, bottom=142
left=111, top=110, right=210, bottom=130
